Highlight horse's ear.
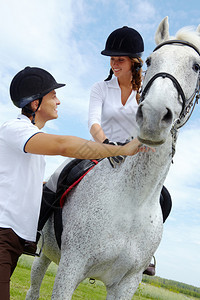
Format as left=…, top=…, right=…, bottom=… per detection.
left=155, top=16, right=170, bottom=45
left=196, top=24, right=200, bottom=34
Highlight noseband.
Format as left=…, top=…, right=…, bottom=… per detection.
left=140, top=40, right=200, bottom=157
left=140, top=72, right=187, bottom=118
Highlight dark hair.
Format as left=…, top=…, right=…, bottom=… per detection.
left=22, top=103, right=33, bottom=118
left=21, top=97, right=43, bottom=124
left=104, top=68, right=114, bottom=81
left=104, top=57, right=143, bottom=104
left=130, top=57, right=143, bottom=104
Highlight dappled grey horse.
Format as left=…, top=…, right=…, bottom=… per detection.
left=26, top=17, right=200, bottom=300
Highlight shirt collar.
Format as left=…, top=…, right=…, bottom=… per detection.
left=17, top=114, right=32, bottom=122
left=106, top=77, right=120, bottom=89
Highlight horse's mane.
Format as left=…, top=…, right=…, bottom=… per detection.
left=173, top=26, right=200, bottom=51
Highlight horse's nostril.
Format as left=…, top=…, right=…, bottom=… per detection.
left=162, top=108, right=172, bottom=123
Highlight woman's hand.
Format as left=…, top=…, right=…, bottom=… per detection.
left=138, top=145, right=156, bottom=153
left=123, top=138, right=155, bottom=156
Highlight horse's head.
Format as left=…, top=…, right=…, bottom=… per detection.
left=136, top=16, right=200, bottom=147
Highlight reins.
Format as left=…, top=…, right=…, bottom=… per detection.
left=140, top=39, right=200, bottom=158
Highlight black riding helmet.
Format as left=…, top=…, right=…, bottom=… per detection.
left=101, top=26, right=144, bottom=57
left=10, top=66, right=65, bottom=108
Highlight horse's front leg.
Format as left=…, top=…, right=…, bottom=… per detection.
left=106, top=271, right=142, bottom=300
left=26, top=253, right=52, bottom=300
left=51, top=252, right=85, bottom=300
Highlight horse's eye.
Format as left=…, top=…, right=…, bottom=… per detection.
left=192, top=63, right=200, bottom=72
left=145, top=58, right=151, bottom=67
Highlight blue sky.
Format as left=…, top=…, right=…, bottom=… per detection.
left=0, top=0, right=199, bottom=288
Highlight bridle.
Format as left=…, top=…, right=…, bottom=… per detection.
left=140, top=40, right=200, bottom=157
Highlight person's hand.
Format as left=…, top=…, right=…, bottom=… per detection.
left=123, top=138, right=155, bottom=156
left=138, top=145, right=155, bottom=153
left=103, top=139, right=126, bottom=168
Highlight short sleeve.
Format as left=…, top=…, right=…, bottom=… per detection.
left=2, top=119, right=42, bottom=153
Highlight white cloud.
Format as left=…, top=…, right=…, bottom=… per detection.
left=157, top=114, right=200, bottom=287
left=165, top=119, right=200, bottom=208
left=157, top=216, right=200, bottom=286
left=0, top=0, right=94, bottom=125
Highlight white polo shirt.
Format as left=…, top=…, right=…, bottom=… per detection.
left=0, top=114, right=46, bottom=241
left=88, top=77, right=139, bottom=143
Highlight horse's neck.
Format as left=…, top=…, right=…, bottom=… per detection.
left=122, top=136, right=173, bottom=201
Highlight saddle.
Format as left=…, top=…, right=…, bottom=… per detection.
left=53, top=158, right=101, bottom=248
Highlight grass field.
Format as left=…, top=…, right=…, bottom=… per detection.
left=10, top=255, right=198, bottom=300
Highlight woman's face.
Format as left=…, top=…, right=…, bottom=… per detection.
left=110, top=56, right=132, bottom=78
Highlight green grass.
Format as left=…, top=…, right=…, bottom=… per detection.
left=10, top=255, right=198, bottom=300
